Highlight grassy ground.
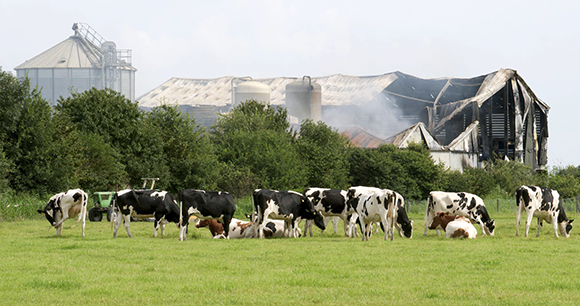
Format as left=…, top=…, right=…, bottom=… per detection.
left=2, top=211, right=580, bottom=305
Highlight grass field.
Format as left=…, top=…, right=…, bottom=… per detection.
left=2, top=211, right=580, bottom=306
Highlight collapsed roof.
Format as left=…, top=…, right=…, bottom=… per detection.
left=139, top=68, right=548, bottom=170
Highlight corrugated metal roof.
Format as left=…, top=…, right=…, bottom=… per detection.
left=340, top=126, right=387, bottom=149
left=138, top=73, right=399, bottom=108
left=385, top=122, right=443, bottom=150
left=15, top=36, right=102, bottom=69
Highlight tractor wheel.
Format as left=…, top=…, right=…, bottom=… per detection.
left=89, top=207, right=102, bottom=222
left=106, top=207, right=113, bottom=222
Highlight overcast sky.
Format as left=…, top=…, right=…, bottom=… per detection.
left=1, top=1, right=579, bottom=167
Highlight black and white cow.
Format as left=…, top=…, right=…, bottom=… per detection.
left=516, top=186, right=573, bottom=238
left=113, top=189, right=180, bottom=238
left=178, top=189, right=236, bottom=241
left=252, top=189, right=325, bottom=238
left=424, top=191, right=495, bottom=236
left=304, top=188, right=350, bottom=237
left=346, top=186, right=396, bottom=241
left=392, top=191, right=413, bottom=238
left=37, top=189, right=88, bottom=237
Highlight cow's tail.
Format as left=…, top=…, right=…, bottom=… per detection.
left=179, top=191, right=183, bottom=226
left=426, top=193, right=434, bottom=216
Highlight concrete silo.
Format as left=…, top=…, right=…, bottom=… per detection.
left=285, top=76, right=321, bottom=123
left=14, top=23, right=136, bottom=105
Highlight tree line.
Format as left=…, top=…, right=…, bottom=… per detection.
left=1, top=68, right=579, bottom=200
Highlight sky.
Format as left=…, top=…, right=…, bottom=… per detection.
left=1, top=0, right=579, bottom=167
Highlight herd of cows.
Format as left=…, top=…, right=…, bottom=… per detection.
left=36, top=185, right=575, bottom=240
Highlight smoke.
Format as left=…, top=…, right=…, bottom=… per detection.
left=321, top=90, right=417, bottom=140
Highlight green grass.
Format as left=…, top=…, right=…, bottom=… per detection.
left=2, top=212, right=580, bottom=305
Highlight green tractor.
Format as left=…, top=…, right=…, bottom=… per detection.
left=88, top=191, right=116, bottom=222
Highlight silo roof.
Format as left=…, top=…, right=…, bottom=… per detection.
left=15, top=35, right=102, bottom=69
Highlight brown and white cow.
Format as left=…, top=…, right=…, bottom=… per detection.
left=424, top=191, right=495, bottom=236
left=516, top=186, right=573, bottom=238
left=430, top=212, right=477, bottom=239
left=37, top=189, right=88, bottom=237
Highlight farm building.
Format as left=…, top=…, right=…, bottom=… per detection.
left=15, top=23, right=136, bottom=105
left=139, top=69, right=549, bottom=172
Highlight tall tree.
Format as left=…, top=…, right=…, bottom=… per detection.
left=144, top=104, right=220, bottom=192
left=296, top=119, right=350, bottom=189
left=211, top=100, right=306, bottom=193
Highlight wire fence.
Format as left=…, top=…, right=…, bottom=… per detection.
left=404, top=197, right=580, bottom=215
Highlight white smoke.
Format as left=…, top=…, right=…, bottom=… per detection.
left=321, top=90, right=417, bottom=140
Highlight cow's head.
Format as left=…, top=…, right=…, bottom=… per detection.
left=484, top=219, right=496, bottom=236
left=558, top=219, right=573, bottom=238
left=37, top=193, right=64, bottom=227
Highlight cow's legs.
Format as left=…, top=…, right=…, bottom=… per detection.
left=360, top=220, right=368, bottom=241
left=536, top=219, right=543, bottom=237
left=331, top=217, right=339, bottom=234
left=56, top=225, right=63, bottom=236
left=222, top=215, right=232, bottom=238
left=477, top=219, right=487, bottom=236
left=80, top=202, right=87, bottom=238
left=304, top=220, right=313, bottom=237
left=515, top=201, right=523, bottom=236
left=424, top=212, right=433, bottom=236
left=123, top=215, right=133, bottom=238
left=551, top=214, right=559, bottom=238
left=179, top=219, right=189, bottom=241
left=113, top=212, right=123, bottom=238
left=525, top=211, right=534, bottom=237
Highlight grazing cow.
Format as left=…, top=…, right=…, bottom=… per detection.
left=430, top=212, right=477, bottom=239
left=392, top=191, right=413, bottom=238
left=424, top=191, right=495, bottom=236
left=347, top=191, right=413, bottom=239
left=252, top=189, right=325, bottom=238
left=346, top=187, right=395, bottom=241
left=179, top=189, right=236, bottom=241
left=197, top=217, right=302, bottom=238
left=37, top=189, right=88, bottom=237
left=113, top=189, right=180, bottom=238
left=516, top=186, right=573, bottom=238
left=304, top=188, right=350, bottom=237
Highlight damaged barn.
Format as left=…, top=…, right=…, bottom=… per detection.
left=381, top=69, right=548, bottom=171
left=138, top=68, right=548, bottom=172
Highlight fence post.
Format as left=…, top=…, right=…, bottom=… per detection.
left=576, top=196, right=579, bottom=213
left=497, top=199, right=500, bottom=212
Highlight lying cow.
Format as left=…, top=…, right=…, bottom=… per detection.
left=196, top=217, right=302, bottom=238
left=430, top=212, right=477, bottom=239
left=179, top=189, right=236, bottom=241
left=424, top=191, right=495, bottom=236
left=516, top=186, right=573, bottom=238
left=37, top=189, right=88, bottom=237
left=304, top=188, right=349, bottom=237
left=113, top=189, right=180, bottom=238
left=253, top=189, right=325, bottom=238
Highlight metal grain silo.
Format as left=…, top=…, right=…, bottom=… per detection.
left=232, top=80, right=271, bottom=107
left=14, top=23, right=136, bottom=105
left=285, top=76, right=321, bottom=123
